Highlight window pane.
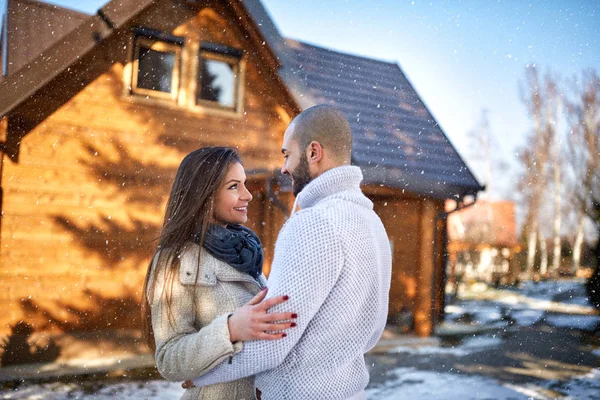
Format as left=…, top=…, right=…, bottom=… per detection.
left=197, top=59, right=235, bottom=107
left=137, top=46, right=175, bottom=93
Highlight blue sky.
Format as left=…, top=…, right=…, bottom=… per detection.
left=45, top=0, right=600, bottom=197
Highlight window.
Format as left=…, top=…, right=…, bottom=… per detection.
left=196, top=43, right=243, bottom=111
left=127, top=31, right=244, bottom=113
left=131, top=35, right=182, bottom=101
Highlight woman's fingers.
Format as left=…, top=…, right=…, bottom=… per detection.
left=246, top=287, right=268, bottom=306
left=259, top=312, right=298, bottom=323
left=258, top=294, right=290, bottom=310
left=258, top=331, right=288, bottom=340
left=259, top=321, right=296, bottom=332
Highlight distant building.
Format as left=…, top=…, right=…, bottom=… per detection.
left=447, top=200, right=521, bottom=285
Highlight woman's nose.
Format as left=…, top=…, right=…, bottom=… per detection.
left=242, top=187, right=253, bottom=201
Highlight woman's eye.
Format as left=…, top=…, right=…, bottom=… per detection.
left=229, top=184, right=237, bottom=190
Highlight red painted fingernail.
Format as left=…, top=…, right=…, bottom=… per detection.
left=291, top=322, right=297, bottom=327
left=261, top=287, right=268, bottom=292
left=282, top=333, right=287, bottom=337
left=292, top=313, right=298, bottom=318
left=283, top=295, right=289, bottom=300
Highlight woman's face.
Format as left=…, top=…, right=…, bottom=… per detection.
left=213, top=162, right=253, bottom=226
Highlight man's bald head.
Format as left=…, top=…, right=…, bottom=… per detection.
left=288, top=105, right=352, bottom=164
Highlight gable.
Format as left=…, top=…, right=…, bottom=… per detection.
left=0, top=0, right=299, bottom=161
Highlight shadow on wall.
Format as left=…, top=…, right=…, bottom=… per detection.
left=0, top=321, right=60, bottom=367
left=18, top=288, right=142, bottom=332
left=53, top=213, right=160, bottom=269
left=46, top=67, right=187, bottom=269
left=0, top=288, right=143, bottom=366
left=50, top=138, right=178, bottom=268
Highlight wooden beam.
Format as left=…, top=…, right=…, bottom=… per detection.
left=415, top=199, right=436, bottom=336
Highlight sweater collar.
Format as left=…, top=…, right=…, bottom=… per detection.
left=296, top=165, right=366, bottom=210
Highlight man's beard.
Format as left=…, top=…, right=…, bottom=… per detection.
left=291, top=154, right=312, bottom=197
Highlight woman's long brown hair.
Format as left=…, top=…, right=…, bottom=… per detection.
left=141, top=147, right=241, bottom=352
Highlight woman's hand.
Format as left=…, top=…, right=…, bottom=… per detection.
left=181, top=289, right=295, bottom=390
left=228, top=287, right=297, bottom=342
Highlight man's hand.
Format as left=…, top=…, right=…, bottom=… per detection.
left=228, top=287, right=298, bottom=342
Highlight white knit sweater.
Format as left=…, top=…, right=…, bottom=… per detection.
left=193, top=166, right=392, bottom=399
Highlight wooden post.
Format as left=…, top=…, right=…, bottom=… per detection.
left=0, top=116, right=6, bottom=265
left=415, top=199, right=435, bottom=336
left=433, top=208, right=448, bottom=324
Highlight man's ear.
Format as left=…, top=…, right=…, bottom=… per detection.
left=307, top=141, right=323, bottom=164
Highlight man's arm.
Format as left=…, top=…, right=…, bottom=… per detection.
left=192, top=210, right=344, bottom=386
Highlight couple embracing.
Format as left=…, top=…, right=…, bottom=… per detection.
left=141, top=105, right=392, bottom=400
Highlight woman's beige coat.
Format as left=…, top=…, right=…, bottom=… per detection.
left=150, top=242, right=266, bottom=400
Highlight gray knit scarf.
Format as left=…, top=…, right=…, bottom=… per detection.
left=197, top=224, right=263, bottom=280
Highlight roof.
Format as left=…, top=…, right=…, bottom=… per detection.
left=447, top=200, right=519, bottom=248
left=0, top=0, right=88, bottom=81
left=283, top=39, right=482, bottom=198
left=0, top=0, right=155, bottom=128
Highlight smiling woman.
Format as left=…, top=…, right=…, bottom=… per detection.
left=140, top=147, right=296, bottom=400
left=213, top=162, right=252, bottom=226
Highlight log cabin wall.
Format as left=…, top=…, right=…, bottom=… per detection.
left=0, top=2, right=297, bottom=337
left=367, top=187, right=446, bottom=336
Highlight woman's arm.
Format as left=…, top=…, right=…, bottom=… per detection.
left=151, top=259, right=295, bottom=381
left=150, top=263, right=239, bottom=381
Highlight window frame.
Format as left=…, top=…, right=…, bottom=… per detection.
left=192, top=42, right=245, bottom=115
left=130, top=37, right=182, bottom=102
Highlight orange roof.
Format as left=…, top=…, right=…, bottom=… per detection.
left=447, top=199, right=518, bottom=247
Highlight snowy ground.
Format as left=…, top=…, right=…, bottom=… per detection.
left=1, top=279, right=599, bottom=399
left=366, top=279, right=600, bottom=400
left=366, top=368, right=600, bottom=400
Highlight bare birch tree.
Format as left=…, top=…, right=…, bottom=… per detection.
left=547, top=75, right=562, bottom=277
left=518, top=66, right=558, bottom=280
left=565, top=70, right=600, bottom=274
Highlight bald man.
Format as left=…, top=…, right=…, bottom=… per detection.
left=191, top=105, right=392, bottom=400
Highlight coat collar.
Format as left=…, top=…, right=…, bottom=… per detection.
left=180, top=242, right=266, bottom=288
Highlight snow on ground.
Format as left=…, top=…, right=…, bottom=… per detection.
left=1, top=380, right=185, bottom=400
left=365, top=367, right=542, bottom=400
left=392, top=335, right=503, bottom=357
left=6, top=368, right=600, bottom=400
left=446, top=279, right=600, bottom=331
left=542, top=368, right=600, bottom=400
left=545, top=314, right=600, bottom=331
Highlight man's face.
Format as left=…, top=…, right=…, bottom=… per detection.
left=281, top=124, right=313, bottom=197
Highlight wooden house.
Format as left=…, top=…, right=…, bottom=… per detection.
left=0, top=0, right=482, bottom=358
